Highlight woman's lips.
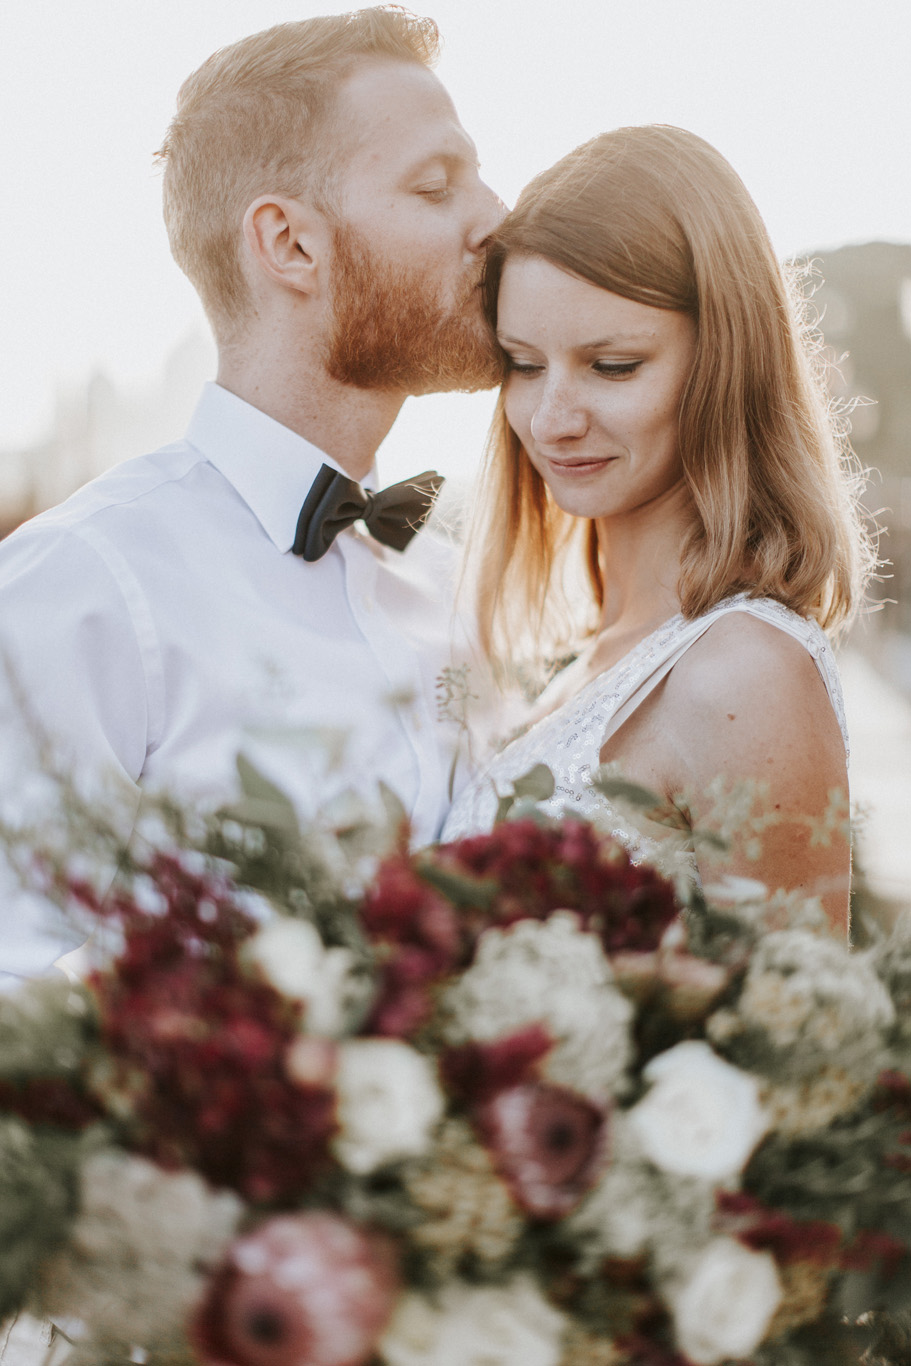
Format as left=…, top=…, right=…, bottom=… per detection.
left=544, top=456, right=616, bottom=475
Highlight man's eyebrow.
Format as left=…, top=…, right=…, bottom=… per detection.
left=406, top=134, right=481, bottom=176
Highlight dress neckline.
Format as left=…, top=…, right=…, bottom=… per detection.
left=525, top=609, right=686, bottom=735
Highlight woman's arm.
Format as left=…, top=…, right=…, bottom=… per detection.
left=603, top=613, right=851, bottom=936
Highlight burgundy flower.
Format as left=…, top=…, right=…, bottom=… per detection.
left=191, top=1212, right=400, bottom=1366
left=441, top=1025, right=554, bottom=1105
left=434, top=818, right=679, bottom=955
left=88, top=856, right=337, bottom=1203
left=475, top=1081, right=607, bottom=1219
left=361, top=856, right=462, bottom=1037
left=715, top=1191, right=843, bottom=1267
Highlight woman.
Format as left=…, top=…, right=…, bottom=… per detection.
left=443, top=126, right=872, bottom=937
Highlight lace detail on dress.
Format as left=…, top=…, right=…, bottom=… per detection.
left=441, top=595, right=848, bottom=843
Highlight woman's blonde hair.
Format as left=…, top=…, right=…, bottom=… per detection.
left=471, top=125, right=873, bottom=669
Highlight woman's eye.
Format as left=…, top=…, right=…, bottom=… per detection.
left=504, top=358, right=543, bottom=376
left=593, top=360, right=641, bottom=377
left=417, top=186, right=450, bottom=203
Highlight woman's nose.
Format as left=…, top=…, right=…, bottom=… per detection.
left=530, top=382, right=588, bottom=445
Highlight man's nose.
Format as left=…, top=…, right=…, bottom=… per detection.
left=467, top=180, right=506, bottom=254
left=530, top=380, right=588, bottom=445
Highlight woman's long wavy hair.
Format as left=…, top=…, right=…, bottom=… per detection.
left=469, top=125, right=874, bottom=671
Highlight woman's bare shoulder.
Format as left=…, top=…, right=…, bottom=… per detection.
left=658, top=609, right=844, bottom=786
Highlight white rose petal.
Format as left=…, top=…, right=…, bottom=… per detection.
left=380, top=1276, right=567, bottom=1366
left=333, top=1040, right=445, bottom=1175
left=628, top=1040, right=769, bottom=1181
left=245, top=919, right=361, bottom=1037
left=670, top=1237, right=782, bottom=1365
left=246, top=919, right=325, bottom=999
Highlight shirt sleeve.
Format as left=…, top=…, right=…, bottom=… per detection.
left=0, top=523, right=148, bottom=985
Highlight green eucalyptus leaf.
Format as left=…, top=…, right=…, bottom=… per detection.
left=511, top=763, right=556, bottom=802
left=590, top=768, right=663, bottom=810
left=418, top=863, right=499, bottom=909
left=378, top=781, right=408, bottom=833
left=222, top=756, right=301, bottom=834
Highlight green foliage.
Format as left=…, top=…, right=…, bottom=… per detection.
left=0, top=1119, right=83, bottom=1321
left=0, top=977, right=96, bottom=1078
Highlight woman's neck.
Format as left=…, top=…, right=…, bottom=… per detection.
left=594, top=486, right=693, bottom=637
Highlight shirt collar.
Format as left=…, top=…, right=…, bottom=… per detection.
left=185, top=382, right=378, bottom=554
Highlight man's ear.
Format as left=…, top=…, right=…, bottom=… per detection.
left=242, top=196, right=330, bottom=299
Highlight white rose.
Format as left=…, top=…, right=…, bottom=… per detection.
left=669, top=1237, right=782, bottom=1364
left=333, top=1039, right=445, bottom=1174
left=380, top=1276, right=567, bottom=1366
left=627, top=1040, right=769, bottom=1181
left=245, top=919, right=361, bottom=1036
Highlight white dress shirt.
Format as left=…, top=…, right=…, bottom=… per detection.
left=0, top=382, right=468, bottom=981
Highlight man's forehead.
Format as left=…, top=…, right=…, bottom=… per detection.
left=335, top=60, right=476, bottom=168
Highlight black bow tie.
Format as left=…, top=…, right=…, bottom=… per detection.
left=292, top=464, right=444, bottom=562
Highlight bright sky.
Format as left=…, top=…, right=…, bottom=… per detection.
left=2, top=0, right=910, bottom=479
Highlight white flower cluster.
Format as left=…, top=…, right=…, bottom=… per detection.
left=380, top=1274, right=567, bottom=1366
left=709, top=928, right=895, bottom=1076
left=35, top=1151, right=242, bottom=1348
left=442, top=912, right=633, bottom=1101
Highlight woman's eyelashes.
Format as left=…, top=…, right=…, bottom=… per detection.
left=502, top=354, right=643, bottom=378
left=591, top=359, right=642, bottom=377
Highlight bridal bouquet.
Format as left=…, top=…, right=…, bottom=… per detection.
left=1, top=765, right=910, bottom=1366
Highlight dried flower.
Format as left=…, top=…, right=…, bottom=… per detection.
left=404, top=1118, right=522, bottom=1277
left=760, top=1065, right=870, bottom=1136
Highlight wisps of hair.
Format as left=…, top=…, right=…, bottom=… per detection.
left=468, top=126, right=875, bottom=677
left=157, top=7, right=439, bottom=340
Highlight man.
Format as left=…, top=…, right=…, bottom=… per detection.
left=0, top=7, right=503, bottom=983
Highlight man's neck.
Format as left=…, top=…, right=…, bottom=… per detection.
left=216, top=346, right=404, bottom=484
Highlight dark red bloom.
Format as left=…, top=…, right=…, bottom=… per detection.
left=361, top=855, right=462, bottom=1037
left=840, top=1230, right=907, bottom=1276
left=191, top=1212, right=399, bottom=1366
left=715, top=1191, right=842, bottom=1267
left=441, top=1025, right=554, bottom=1105
left=475, top=1081, right=607, bottom=1219
left=0, top=1077, right=102, bottom=1130
left=614, top=1336, right=692, bottom=1366
left=361, top=819, right=679, bottom=1039
left=433, top=818, right=679, bottom=955
left=88, top=854, right=336, bottom=1203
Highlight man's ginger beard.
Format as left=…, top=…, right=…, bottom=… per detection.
left=323, top=223, right=503, bottom=394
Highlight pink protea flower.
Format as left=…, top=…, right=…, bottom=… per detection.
left=191, top=1212, right=400, bottom=1366
left=476, top=1081, right=607, bottom=1219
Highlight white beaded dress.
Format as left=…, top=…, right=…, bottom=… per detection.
left=442, top=595, right=848, bottom=845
